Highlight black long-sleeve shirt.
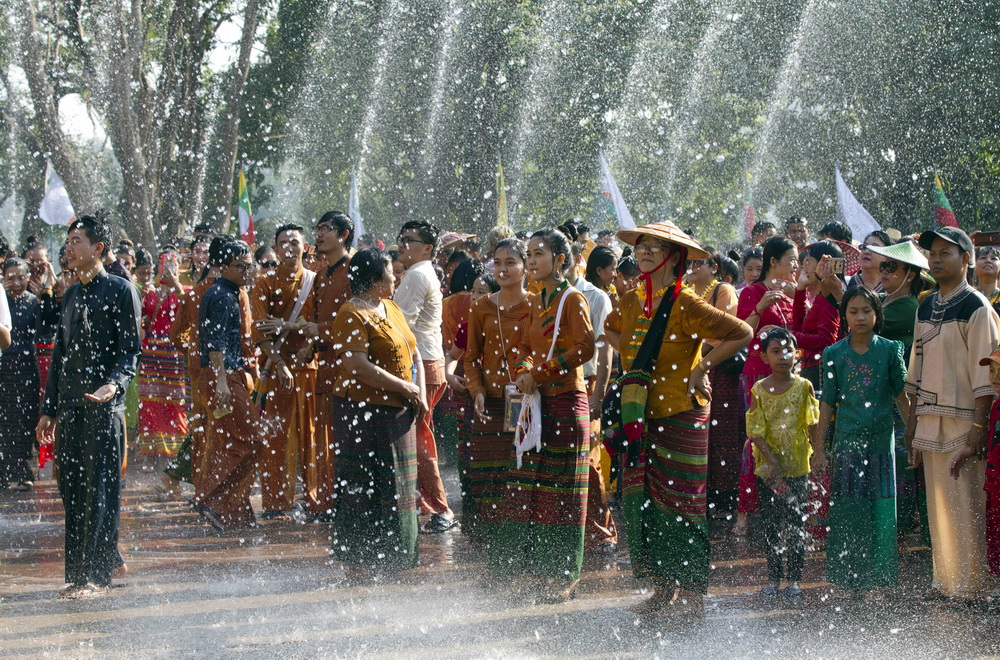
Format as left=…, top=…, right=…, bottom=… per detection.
left=199, top=277, right=247, bottom=371
left=4, top=292, right=38, bottom=357
left=41, top=270, right=142, bottom=417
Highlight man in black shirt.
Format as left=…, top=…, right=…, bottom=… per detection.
left=190, top=240, right=260, bottom=531
left=36, top=213, right=141, bottom=599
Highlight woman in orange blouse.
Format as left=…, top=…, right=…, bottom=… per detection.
left=328, top=248, right=428, bottom=581
left=605, top=221, right=751, bottom=614
left=487, top=228, right=595, bottom=603
left=463, top=238, right=534, bottom=544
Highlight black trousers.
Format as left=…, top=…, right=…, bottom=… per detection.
left=757, top=475, right=809, bottom=583
left=56, top=404, right=124, bottom=587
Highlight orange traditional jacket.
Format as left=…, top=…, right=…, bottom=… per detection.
left=250, top=263, right=317, bottom=371
left=515, top=284, right=594, bottom=397
left=464, top=293, right=534, bottom=400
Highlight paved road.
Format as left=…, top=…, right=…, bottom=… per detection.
left=2, top=461, right=999, bottom=658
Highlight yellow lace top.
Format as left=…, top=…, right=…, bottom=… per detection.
left=746, top=375, right=819, bottom=479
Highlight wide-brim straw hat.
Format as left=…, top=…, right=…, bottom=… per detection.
left=618, top=220, right=710, bottom=260
left=865, top=241, right=929, bottom=271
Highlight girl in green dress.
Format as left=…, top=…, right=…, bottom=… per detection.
left=815, top=286, right=907, bottom=595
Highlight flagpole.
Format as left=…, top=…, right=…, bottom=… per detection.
left=932, top=166, right=938, bottom=231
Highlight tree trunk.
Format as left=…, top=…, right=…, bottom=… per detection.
left=15, top=0, right=96, bottom=214
left=208, top=0, right=261, bottom=234
left=101, top=0, right=155, bottom=248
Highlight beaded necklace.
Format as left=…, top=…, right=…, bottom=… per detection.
left=700, top=279, right=719, bottom=301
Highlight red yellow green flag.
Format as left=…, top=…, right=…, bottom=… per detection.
left=934, top=172, right=958, bottom=229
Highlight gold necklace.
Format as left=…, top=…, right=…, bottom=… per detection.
left=699, top=279, right=719, bottom=300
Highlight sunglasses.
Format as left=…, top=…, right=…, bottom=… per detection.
left=878, top=261, right=901, bottom=274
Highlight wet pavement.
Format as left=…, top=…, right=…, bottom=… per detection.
left=2, top=459, right=1000, bottom=659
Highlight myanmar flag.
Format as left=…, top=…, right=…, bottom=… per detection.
left=237, top=165, right=255, bottom=244
left=934, top=172, right=959, bottom=229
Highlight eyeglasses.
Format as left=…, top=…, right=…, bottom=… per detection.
left=634, top=243, right=667, bottom=255
left=687, top=260, right=707, bottom=267
left=397, top=236, right=430, bottom=247
left=878, top=261, right=901, bottom=274
left=231, top=262, right=258, bottom=273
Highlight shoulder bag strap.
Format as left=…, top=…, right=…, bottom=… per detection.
left=545, top=287, right=572, bottom=363
left=266, top=269, right=318, bottom=368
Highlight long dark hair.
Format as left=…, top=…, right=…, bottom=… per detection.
left=758, top=236, right=796, bottom=283
left=804, top=239, right=846, bottom=284
left=530, top=227, right=574, bottom=279
left=840, top=285, right=884, bottom=335
left=585, top=246, right=617, bottom=288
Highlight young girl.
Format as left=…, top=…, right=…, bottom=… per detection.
left=816, top=287, right=906, bottom=596
left=489, top=228, right=594, bottom=604
left=137, top=248, right=189, bottom=477
left=463, top=240, right=532, bottom=544
left=746, top=328, right=819, bottom=598
left=737, top=247, right=763, bottom=293
left=735, top=237, right=798, bottom=535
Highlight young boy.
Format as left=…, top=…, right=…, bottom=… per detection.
left=745, top=328, right=820, bottom=598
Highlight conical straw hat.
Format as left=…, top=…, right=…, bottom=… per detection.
left=618, top=220, right=710, bottom=260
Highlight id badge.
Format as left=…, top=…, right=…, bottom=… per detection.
left=503, top=383, right=524, bottom=433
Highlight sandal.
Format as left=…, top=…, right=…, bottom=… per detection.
left=58, top=583, right=87, bottom=599
left=189, top=500, right=226, bottom=532
left=72, top=583, right=110, bottom=599
left=12, top=481, right=33, bottom=492
left=592, top=541, right=618, bottom=556
left=420, top=514, right=459, bottom=534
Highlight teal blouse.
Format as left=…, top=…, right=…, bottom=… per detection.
left=820, top=335, right=907, bottom=453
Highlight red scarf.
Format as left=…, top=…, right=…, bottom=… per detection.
left=638, top=245, right=686, bottom=317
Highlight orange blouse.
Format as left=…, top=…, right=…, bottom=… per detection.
left=514, top=284, right=595, bottom=397
left=464, top=293, right=535, bottom=400
left=442, top=291, right=472, bottom=352
left=330, top=299, right=417, bottom=408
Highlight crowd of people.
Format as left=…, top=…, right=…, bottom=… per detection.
left=2, top=209, right=999, bottom=611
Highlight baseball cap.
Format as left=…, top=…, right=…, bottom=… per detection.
left=918, top=226, right=974, bottom=254
left=979, top=345, right=1000, bottom=367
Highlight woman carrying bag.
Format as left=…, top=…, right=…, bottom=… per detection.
left=604, top=221, right=752, bottom=614
left=487, top=228, right=595, bottom=604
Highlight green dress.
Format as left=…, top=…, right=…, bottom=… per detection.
left=820, top=335, right=906, bottom=590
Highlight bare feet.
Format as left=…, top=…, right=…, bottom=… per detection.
left=113, top=563, right=128, bottom=580
left=628, top=586, right=675, bottom=614
left=58, top=583, right=109, bottom=599
left=732, top=513, right=748, bottom=537
left=540, top=578, right=579, bottom=604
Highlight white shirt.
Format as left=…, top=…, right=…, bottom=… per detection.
left=0, top=283, right=10, bottom=330
left=394, top=259, right=444, bottom=362
left=573, top=276, right=610, bottom=378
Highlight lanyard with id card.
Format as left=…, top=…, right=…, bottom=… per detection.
left=496, top=298, right=523, bottom=432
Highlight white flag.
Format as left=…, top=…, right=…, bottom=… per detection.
left=835, top=164, right=881, bottom=239
left=349, top=167, right=366, bottom=249
left=39, top=162, right=76, bottom=226
left=598, top=150, right=636, bottom=230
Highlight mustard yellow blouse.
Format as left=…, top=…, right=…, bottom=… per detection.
left=746, top=376, right=819, bottom=479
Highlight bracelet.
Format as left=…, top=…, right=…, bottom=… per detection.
left=972, top=422, right=986, bottom=429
